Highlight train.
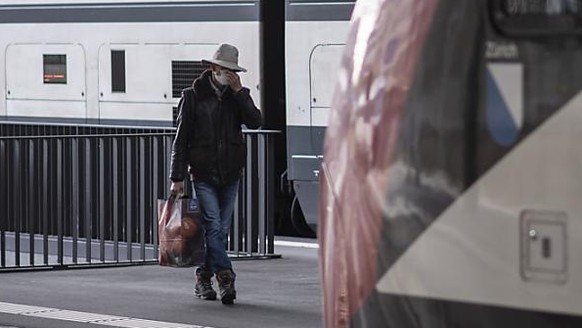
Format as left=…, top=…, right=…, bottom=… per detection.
left=320, top=0, right=582, bottom=327
left=0, top=0, right=356, bottom=236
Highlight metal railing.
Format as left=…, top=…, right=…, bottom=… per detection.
left=0, top=122, right=280, bottom=272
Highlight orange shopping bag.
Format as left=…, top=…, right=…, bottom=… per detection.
left=158, top=194, right=205, bottom=267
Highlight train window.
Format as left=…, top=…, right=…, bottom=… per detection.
left=503, top=0, right=581, bottom=15
left=172, top=61, right=205, bottom=98
left=111, top=50, right=126, bottom=93
left=492, top=0, right=582, bottom=36
left=43, top=54, right=66, bottom=84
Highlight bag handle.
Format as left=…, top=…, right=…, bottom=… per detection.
left=160, top=194, right=177, bottom=226
left=190, top=184, right=198, bottom=200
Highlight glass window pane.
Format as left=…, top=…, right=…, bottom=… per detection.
left=111, top=50, right=126, bottom=93
left=43, top=54, right=67, bottom=84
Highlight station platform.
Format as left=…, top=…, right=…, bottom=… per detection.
left=0, top=238, right=321, bottom=328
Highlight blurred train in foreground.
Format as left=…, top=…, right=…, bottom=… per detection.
left=320, top=0, right=582, bottom=327
left=0, top=0, right=356, bottom=236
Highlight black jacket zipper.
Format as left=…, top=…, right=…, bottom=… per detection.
left=216, top=97, right=224, bottom=185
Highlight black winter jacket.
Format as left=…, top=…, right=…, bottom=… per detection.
left=170, top=70, right=263, bottom=185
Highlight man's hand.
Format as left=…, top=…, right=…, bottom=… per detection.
left=225, top=71, right=243, bottom=93
left=170, top=181, right=184, bottom=196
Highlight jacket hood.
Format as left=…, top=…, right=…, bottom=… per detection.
left=192, top=69, right=231, bottom=99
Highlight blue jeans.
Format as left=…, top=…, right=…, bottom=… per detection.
left=193, top=179, right=239, bottom=274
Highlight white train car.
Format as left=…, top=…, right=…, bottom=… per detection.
left=0, top=0, right=357, bottom=235
left=320, top=0, right=582, bottom=326
left=0, top=0, right=262, bottom=126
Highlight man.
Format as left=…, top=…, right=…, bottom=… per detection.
left=169, top=43, right=262, bottom=305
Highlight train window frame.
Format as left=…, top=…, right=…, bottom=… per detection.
left=490, top=0, right=582, bottom=37
left=111, top=50, right=126, bottom=93
left=43, top=54, right=67, bottom=84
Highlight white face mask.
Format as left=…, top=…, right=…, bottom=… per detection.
left=213, top=70, right=229, bottom=86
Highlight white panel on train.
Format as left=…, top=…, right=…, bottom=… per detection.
left=309, top=44, right=343, bottom=127
left=0, top=0, right=261, bottom=124
left=97, top=43, right=215, bottom=122
left=6, top=44, right=86, bottom=118
left=376, top=92, right=582, bottom=316
left=285, top=22, right=349, bottom=127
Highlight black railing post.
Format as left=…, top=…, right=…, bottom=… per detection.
left=0, top=134, right=5, bottom=263
left=72, top=138, right=79, bottom=264
left=258, top=133, right=266, bottom=255
left=42, top=139, right=49, bottom=266
left=13, top=139, right=21, bottom=267
left=112, top=137, right=120, bottom=263
left=265, top=134, right=277, bottom=254
left=139, top=136, right=146, bottom=261
left=125, top=137, right=132, bottom=262
left=152, top=136, right=159, bottom=259
left=27, top=139, right=35, bottom=266
left=99, top=137, right=106, bottom=262
left=84, top=137, right=93, bottom=263
left=56, top=138, right=64, bottom=266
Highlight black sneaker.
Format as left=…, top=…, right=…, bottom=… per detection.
left=194, top=270, right=217, bottom=300
left=216, top=270, right=237, bottom=305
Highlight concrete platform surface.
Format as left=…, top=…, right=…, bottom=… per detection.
left=0, top=240, right=321, bottom=328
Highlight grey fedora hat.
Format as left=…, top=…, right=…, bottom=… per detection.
left=203, top=43, right=247, bottom=72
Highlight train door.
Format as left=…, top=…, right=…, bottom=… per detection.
left=309, top=44, right=343, bottom=127
left=290, top=43, right=344, bottom=230
left=5, top=44, right=86, bottom=122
